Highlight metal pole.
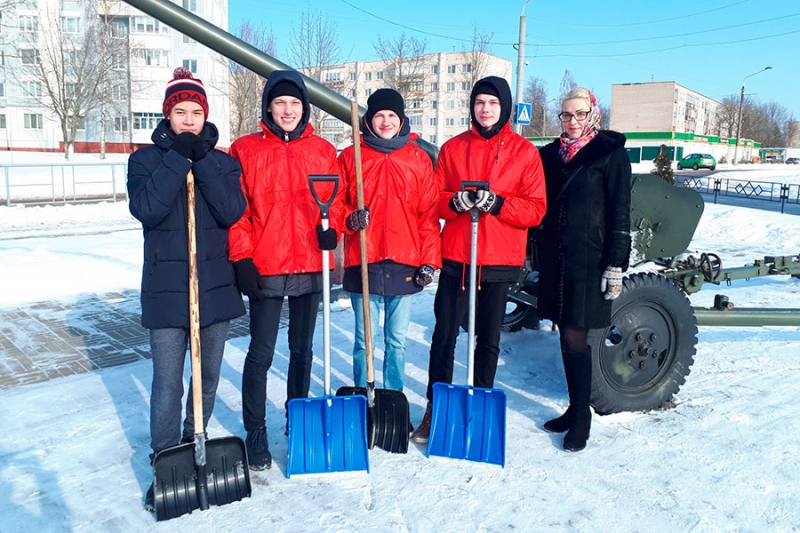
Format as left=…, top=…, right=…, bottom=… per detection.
left=514, top=1, right=529, bottom=134
left=733, top=66, right=772, bottom=166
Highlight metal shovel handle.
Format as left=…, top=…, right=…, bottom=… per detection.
left=460, top=180, right=488, bottom=387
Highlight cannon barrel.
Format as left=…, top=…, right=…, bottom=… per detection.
left=119, top=0, right=439, bottom=162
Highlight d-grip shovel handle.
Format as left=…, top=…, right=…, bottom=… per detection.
left=461, top=181, right=489, bottom=223
left=309, top=174, right=339, bottom=222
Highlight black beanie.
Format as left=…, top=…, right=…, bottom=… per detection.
left=364, top=88, right=406, bottom=127
left=267, top=80, right=304, bottom=104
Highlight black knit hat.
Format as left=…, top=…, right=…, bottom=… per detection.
left=364, top=88, right=406, bottom=127
left=163, top=67, right=209, bottom=118
left=267, top=80, right=304, bottom=105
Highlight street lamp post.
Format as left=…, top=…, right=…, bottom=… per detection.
left=733, top=66, right=772, bottom=165
left=514, top=1, right=530, bottom=134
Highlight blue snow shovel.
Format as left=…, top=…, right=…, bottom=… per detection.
left=427, top=181, right=507, bottom=467
left=286, top=175, right=369, bottom=477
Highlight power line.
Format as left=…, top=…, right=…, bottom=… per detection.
left=526, top=28, right=800, bottom=58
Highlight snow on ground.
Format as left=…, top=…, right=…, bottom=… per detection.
left=1, top=173, right=800, bottom=532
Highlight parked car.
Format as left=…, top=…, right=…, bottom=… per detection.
left=677, top=153, right=716, bottom=171
left=786, top=157, right=800, bottom=165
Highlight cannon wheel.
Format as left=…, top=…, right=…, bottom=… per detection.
left=588, top=272, right=697, bottom=415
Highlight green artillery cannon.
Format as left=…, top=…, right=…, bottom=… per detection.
left=121, top=0, right=800, bottom=415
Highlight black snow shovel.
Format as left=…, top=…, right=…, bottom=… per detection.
left=151, top=170, right=251, bottom=521
left=335, top=102, right=411, bottom=454
left=285, top=174, right=369, bottom=477
left=427, top=181, right=507, bottom=467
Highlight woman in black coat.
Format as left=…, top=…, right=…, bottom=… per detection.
left=537, top=87, right=631, bottom=452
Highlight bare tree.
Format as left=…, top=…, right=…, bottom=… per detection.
left=750, top=101, right=793, bottom=148
left=373, top=32, right=427, bottom=102
left=286, top=4, right=345, bottom=133
left=461, top=24, right=494, bottom=90
left=521, top=76, right=548, bottom=138
left=598, top=102, right=611, bottom=130
left=12, top=0, right=128, bottom=159
left=227, top=21, right=276, bottom=137
left=559, top=69, right=577, bottom=97
left=716, top=95, right=740, bottom=138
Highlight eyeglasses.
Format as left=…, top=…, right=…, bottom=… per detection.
left=558, top=110, right=591, bottom=122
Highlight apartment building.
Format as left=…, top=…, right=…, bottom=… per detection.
left=0, top=0, right=230, bottom=153
left=305, top=52, right=512, bottom=149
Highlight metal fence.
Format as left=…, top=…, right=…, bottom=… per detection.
left=1, top=161, right=128, bottom=207
left=677, top=176, right=800, bottom=214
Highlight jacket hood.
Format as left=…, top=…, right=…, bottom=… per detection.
left=260, top=70, right=311, bottom=142
left=151, top=119, right=220, bottom=151
left=540, top=130, right=626, bottom=168
left=470, top=76, right=513, bottom=139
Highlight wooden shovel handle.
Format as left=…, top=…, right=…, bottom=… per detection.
left=350, top=102, right=374, bottom=386
left=187, top=170, right=204, bottom=434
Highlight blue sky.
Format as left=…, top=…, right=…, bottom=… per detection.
left=227, top=0, right=800, bottom=119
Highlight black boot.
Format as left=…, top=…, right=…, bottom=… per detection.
left=544, top=350, right=573, bottom=433
left=562, top=347, right=592, bottom=452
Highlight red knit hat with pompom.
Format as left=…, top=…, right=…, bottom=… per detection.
left=163, top=67, right=209, bottom=118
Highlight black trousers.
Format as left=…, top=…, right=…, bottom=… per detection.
left=241, top=292, right=321, bottom=432
left=425, top=271, right=509, bottom=403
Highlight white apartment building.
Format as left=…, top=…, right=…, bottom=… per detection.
left=0, top=0, right=230, bottom=153
left=306, top=52, right=512, bottom=150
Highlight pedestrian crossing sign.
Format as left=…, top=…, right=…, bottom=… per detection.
left=516, top=103, right=531, bottom=125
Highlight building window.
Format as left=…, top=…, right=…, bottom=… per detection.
left=376, top=71, right=383, bottom=80
left=65, top=83, right=78, bottom=97
left=460, top=117, right=469, bottom=126
left=445, top=118, right=455, bottom=126
left=429, top=117, right=437, bottom=126
left=349, top=71, right=356, bottom=81
left=114, top=116, right=128, bottom=132
left=462, top=63, right=472, bottom=73
left=324, top=71, right=341, bottom=82
left=350, top=88, right=356, bottom=97
left=25, top=113, right=44, bottom=129
left=21, top=49, right=39, bottom=65
left=0, top=115, right=5, bottom=129
left=19, top=15, right=39, bottom=32
left=68, top=115, right=86, bottom=130
left=322, top=119, right=338, bottom=129
left=22, top=81, right=42, bottom=97
left=182, top=0, right=197, bottom=12
left=429, top=135, right=437, bottom=143
left=131, top=49, right=169, bottom=67
left=131, top=16, right=168, bottom=34
left=112, top=84, right=127, bottom=101
left=462, top=81, right=471, bottom=91
left=0, top=51, right=4, bottom=66
left=0, top=83, right=4, bottom=97
left=111, top=53, right=126, bottom=70
left=133, top=112, right=160, bottom=130
left=61, top=17, right=81, bottom=33
left=447, top=100, right=455, bottom=109
left=64, top=50, right=79, bottom=66
left=182, top=59, right=197, bottom=73
left=111, top=21, right=127, bottom=38
left=408, top=98, right=422, bottom=109
left=365, top=88, right=372, bottom=97
left=447, top=82, right=456, bottom=91
left=364, top=72, right=372, bottom=81
left=447, top=65, right=456, bottom=74
left=408, top=115, right=422, bottom=126
left=431, top=65, right=438, bottom=74
left=431, top=82, right=438, bottom=92
left=182, top=34, right=196, bottom=43
left=431, top=99, right=437, bottom=109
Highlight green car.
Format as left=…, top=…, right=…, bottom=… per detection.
left=677, top=153, right=716, bottom=171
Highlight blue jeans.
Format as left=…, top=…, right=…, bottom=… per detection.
left=350, top=293, right=412, bottom=391
left=149, top=321, right=229, bottom=454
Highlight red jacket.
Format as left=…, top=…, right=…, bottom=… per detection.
left=338, top=133, right=441, bottom=270
left=437, top=123, right=546, bottom=266
left=228, top=122, right=341, bottom=275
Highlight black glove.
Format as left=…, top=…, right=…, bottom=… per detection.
left=191, top=137, right=209, bottom=162
left=171, top=132, right=196, bottom=159
left=233, top=258, right=264, bottom=301
left=316, top=225, right=338, bottom=250
left=414, top=264, right=435, bottom=287
left=345, top=207, right=370, bottom=231
left=450, top=190, right=477, bottom=213
left=474, top=190, right=504, bottom=215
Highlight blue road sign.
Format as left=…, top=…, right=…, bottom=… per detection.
left=517, top=103, right=531, bottom=125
